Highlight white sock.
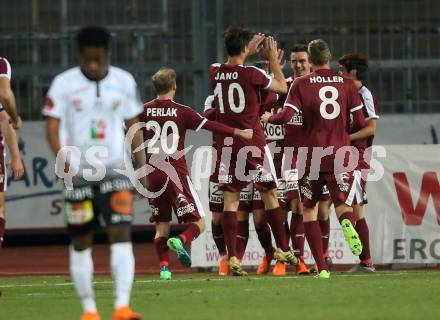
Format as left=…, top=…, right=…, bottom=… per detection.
left=111, top=242, right=135, bottom=309
left=69, top=246, right=97, bottom=313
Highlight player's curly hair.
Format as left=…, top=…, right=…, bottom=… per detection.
left=338, top=53, right=369, bottom=81
left=224, top=26, right=254, bottom=56
left=77, top=26, right=110, bottom=51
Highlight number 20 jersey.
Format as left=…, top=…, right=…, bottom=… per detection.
left=208, top=63, right=271, bottom=149
left=284, top=69, right=364, bottom=172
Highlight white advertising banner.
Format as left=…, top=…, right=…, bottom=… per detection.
left=191, top=144, right=440, bottom=266
left=6, top=122, right=153, bottom=231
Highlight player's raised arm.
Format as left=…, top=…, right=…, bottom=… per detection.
left=262, top=37, right=287, bottom=94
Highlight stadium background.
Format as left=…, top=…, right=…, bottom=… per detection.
left=0, top=0, right=440, bottom=274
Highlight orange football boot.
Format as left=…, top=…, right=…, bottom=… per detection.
left=112, top=306, right=142, bottom=320
left=80, top=312, right=101, bottom=320
left=218, top=258, right=230, bottom=276
left=295, top=260, right=310, bottom=275
left=272, top=261, right=286, bottom=276
left=256, top=255, right=271, bottom=275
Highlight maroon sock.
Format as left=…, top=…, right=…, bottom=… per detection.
left=255, top=221, right=274, bottom=254
left=236, top=220, right=249, bottom=260
left=179, top=223, right=201, bottom=245
left=290, top=213, right=305, bottom=258
left=284, top=219, right=290, bottom=248
left=211, top=221, right=227, bottom=256
left=338, top=212, right=356, bottom=226
left=266, top=207, right=289, bottom=251
left=304, top=221, right=328, bottom=272
left=0, top=217, right=5, bottom=247
left=154, top=237, right=169, bottom=267
left=319, top=218, right=330, bottom=256
left=222, top=211, right=238, bottom=258
left=355, top=218, right=372, bottom=263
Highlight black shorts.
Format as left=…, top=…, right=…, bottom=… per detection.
left=64, top=178, right=134, bottom=236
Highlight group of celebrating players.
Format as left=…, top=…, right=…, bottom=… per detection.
left=6, top=23, right=377, bottom=320
left=148, top=26, right=379, bottom=281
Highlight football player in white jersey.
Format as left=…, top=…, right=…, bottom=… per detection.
left=43, top=27, right=143, bottom=320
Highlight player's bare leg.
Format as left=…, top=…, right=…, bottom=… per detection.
left=223, top=191, right=247, bottom=276
left=260, top=189, right=298, bottom=265
left=335, top=204, right=363, bottom=256
left=236, top=210, right=250, bottom=261
left=106, top=225, right=141, bottom=320
left=348, top=204, right=375, bottom=273
left=290, top=199, right=310, bottom=275
left=211, top=211, right=229, bottom=275
left=154, top=222, right=172, bottom=280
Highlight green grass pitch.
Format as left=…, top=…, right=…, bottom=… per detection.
left=1, top=272, right=439, bottom=320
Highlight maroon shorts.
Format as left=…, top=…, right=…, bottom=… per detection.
left=208, top=178, right=252, bottom=212
left=0, top=152, right=6, bottom=192
left=299, top=171, right=358, bottom=209
left=252, top=178, right=287, bottom=211
left=147, top=170, right=204, bottom=223
left=218, top=145, right=277, bottom=192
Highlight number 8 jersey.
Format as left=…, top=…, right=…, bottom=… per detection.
left=284, top=69, right=364, bottom=172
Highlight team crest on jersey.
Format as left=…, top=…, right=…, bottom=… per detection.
left=90, top=119, right=107, bottom=140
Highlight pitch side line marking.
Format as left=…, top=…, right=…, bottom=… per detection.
left=0, top=272, right=432, bottom=288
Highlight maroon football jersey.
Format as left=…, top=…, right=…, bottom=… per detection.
left=208, top=63, right=271, bottom=149
left=351, top=85, right=379, bottom=170
left=281, top=77, right=307, bottom=148
left=285, top=69, right=364, bottom=172
left=140, top=99, right=208, bottom=175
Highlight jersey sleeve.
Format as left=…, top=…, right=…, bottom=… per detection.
left=122, top=74, right=143, bottom=120
left=0, top=58, right=11, bottom=80
left=283, top=81, right=301, bottom=112
left=183, top=106, right=208, bottom=132
left=249, top=66, right=272, bottom=89
left=362, top=90, right=380, bottom=121
left=42, top=76, right=67, bottom=119
left=349, top=85, right=366, bottom=131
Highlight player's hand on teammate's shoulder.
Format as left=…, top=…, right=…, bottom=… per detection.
left=8, top=156, right=24, bottom=180
left=260, top=111, right=273, bottom=123
left=235, top=128, right=253, bottom=141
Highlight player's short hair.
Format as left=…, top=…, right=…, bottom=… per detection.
left=307, top=39, right=331, bottom=66
left=224, top=26, right=254, bottom=57
left=254, top=60, right=269, bottom=72
left=77, top=26, right=110, bottom=51
left=152, top=68, right=176, bottom=95
left=338, top=53, right=369, bottom=81
left=291, top=44, right=308, bottom=54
